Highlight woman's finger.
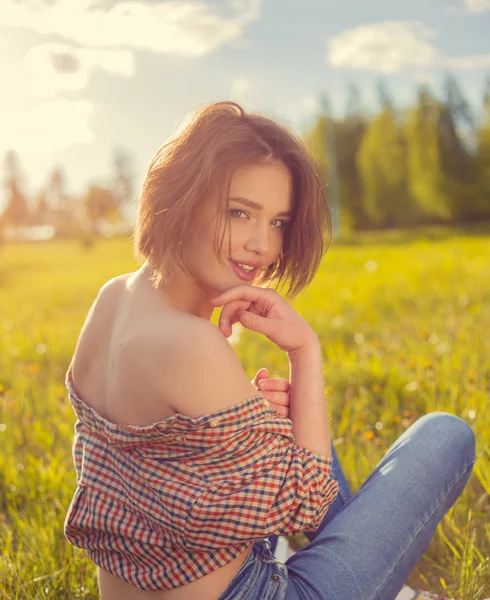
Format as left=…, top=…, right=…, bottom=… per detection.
left=211, top=285, right=273, bottom=308
left=257, top=377, right=290, bottom=393
left=261, top=390, right=290, bottom=407
left=216, top=300, right=251, bottom=337
left=212, top=288, right=276, bottom=336
left=270, top=403, right=289, bottom=418
left=253, top=369, right=269, bottom=388
left=213, top=284, right=315, bottom=355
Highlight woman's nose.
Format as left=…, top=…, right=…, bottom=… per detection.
left=245, top=226, right=271, bottom=255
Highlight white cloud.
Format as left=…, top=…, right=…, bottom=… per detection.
left=0, top=99, right=94, bottom=153
left=2, top=0, right=262, bottom=57
left=463, top=0, right=490, bottom=13
left=23, top=43, right=135, bottom=98
left=327, top=20, right=490, bottom=74
left=444, top=53, right=490, bottom=69
left=328, top=21, right=438, bottom=74
left=2, top=1, right=262, bottom=109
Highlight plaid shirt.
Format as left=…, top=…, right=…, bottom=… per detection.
left=64, top=365, right=339, bottom=591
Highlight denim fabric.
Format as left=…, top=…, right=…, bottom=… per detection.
left=216, top=412, right=476, bottom=600
left=216, top=538, right=288, bottom=600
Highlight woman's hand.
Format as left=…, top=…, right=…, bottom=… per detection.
left=210, top=285, right=317, bottom=355
left=252, top=368, right=290, bottom=418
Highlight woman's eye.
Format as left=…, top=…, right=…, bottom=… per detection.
left=230, top=210, right=287, bottom=229
left=230, top=209, right=247, bottom=219
left=271, top=219, right=287, bottom=229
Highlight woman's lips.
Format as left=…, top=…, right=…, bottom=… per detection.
left=229, top=260, right=257, bottom=281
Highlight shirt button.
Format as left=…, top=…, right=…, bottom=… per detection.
left=209, top=419, right=220, bottom=428
left=271, top=574, right=281, bottom=581
left=262, top=399, right=270, bottom=408
left=174, top=435, right=184, bottom=442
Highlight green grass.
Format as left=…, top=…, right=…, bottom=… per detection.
left=0, top=228, right=488, bottom=599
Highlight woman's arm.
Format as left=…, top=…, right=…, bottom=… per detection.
left=288, top=339, right=332, bottom=459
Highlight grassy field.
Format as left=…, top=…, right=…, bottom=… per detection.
left=0, top=227, right=489, bottom=599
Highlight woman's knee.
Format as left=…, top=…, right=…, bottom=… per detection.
left=413, top=411, right=476, bottom=467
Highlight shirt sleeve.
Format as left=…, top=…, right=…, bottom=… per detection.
left=183, top=429, right=339, bottom=550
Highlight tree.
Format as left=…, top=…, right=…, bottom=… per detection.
left=377, top=80, right=394, bottom=111
left=33, top=188, right=50, bottom=225
left=113, top=145, right=135, bottom=224
left=438, top=74, right=478, bottom=222
left=43, top=165, right=83, bottom=236
left=340, top=84, right=370, bottom=230
left=357, top=101, right=417, bottom=228
left=2, top=151, right=30, bottom=228
left=305, top=88, right=369, bottom=232
left=83, top=185, right=119, bottom=233
left=405, top=86, right=452, bottom=223
left=46, top=166, right=71, bottom=212
left=474, top=76, right=490, bottom=220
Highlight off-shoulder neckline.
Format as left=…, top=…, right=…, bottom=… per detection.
left=65, top=362, right=268, bottom=433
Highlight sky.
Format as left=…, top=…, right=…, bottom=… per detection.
left=1, top=0, right=490, bottom=212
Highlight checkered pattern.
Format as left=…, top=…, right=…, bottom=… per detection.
left=63, top=365, right=339, bottom=591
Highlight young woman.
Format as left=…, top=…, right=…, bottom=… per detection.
left=64, top=101, right=476, bottom=600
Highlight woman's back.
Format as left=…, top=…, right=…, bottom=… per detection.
left=70, top=270, right=178, bottom=427
left=69, top=269, right=256, bottom=600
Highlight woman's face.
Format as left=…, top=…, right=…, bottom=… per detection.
left=184, top=160, right=293, bottom=297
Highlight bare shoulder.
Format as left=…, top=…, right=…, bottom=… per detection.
left=71, top=273, right=135, bottom=382
left=75, top=277, right=128, bottom=342
left=85, top=274, right=129, bottom=314
left=98, top=273, right=131, bottom=300
left=152, top=315, right=258, bottom=419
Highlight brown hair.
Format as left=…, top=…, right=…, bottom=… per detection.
left=132, top=101, right=331, bottom=299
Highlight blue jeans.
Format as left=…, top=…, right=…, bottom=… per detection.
left=216, top=412, right=476, bottom=600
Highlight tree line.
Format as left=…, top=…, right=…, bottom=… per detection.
left=1, top=74, right=489, bottom=242
left=0, top=146, right=135, bottom=241
left=306, top=75, right=490, bottom=232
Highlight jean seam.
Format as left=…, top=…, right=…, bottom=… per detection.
left=288, top=547, right=364, bottom=599
left=367, top=457, right=475, bottom=600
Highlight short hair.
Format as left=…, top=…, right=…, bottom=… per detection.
left=132, top=101, right=331, bottom=299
